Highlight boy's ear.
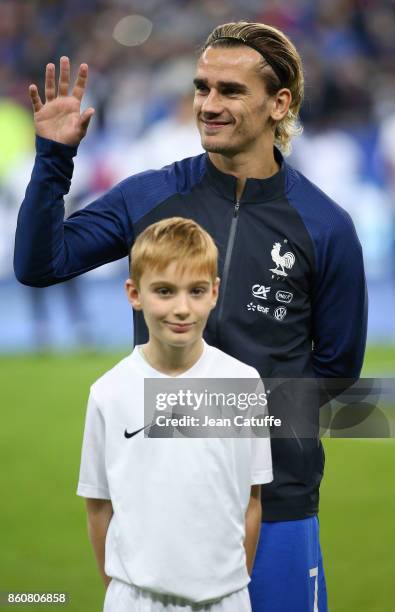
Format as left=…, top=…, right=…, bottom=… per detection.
left=125, top=278, right=142, bottom=310
left=211, top=277, right=220, bottom=308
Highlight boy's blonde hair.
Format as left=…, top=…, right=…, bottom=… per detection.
left=130, top=217, right=218, bottom=286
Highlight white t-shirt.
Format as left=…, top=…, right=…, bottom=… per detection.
left=77, top=341, right=273, bottom=604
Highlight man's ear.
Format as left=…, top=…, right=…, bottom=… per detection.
left=270, top=87, right=292, bottom=121
left=211, top=277, right=220, bottom=308
left=125, top=278, right=142, bottom=310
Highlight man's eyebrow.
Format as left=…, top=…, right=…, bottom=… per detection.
left=193, top=77, right=248, bottom=93
left=193, top=77, right=209, bottom=88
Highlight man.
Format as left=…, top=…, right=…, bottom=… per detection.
left=14, top=21, right=367, bottom=612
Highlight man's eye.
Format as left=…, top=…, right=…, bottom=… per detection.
left=195, top=85, right=209, bottom=93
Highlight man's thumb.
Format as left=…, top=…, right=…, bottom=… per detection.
left=80, top=107, right=95, bottom=132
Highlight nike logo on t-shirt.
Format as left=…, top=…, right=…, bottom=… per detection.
left=124, top=424, right=150, bottom=439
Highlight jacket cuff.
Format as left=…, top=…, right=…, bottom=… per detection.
left=35, top=134, right=78, bottom=157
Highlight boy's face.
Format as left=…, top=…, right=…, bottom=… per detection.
left=125, top=262, right=220, bottom=349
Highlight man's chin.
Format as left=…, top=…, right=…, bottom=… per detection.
left=201, top=138, right=237, bottom=155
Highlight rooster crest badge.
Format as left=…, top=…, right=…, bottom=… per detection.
left=269, top=242, right=295, bottom=277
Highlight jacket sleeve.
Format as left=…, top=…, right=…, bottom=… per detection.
left=311, top=211, right=368, bottom=380
left=14, top=136, right=133, bottom=287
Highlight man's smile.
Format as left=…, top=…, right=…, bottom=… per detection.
left=201, top=119, right=232, bottom=131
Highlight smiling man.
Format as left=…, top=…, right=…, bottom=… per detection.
left=14, top=21, right=367, bottom=612
left=193, top=47, right=290, bottom=190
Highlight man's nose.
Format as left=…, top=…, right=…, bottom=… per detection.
left=201, top=90, right=223, bottom=115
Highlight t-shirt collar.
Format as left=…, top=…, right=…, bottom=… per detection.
left=132, top=340, right=208, bottom=378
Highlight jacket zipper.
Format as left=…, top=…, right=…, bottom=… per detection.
left=216, top=200, right=240, bottom=331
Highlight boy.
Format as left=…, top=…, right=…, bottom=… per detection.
left=77, top=217, right=273, bottom=611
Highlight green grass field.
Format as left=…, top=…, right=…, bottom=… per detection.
left=0, top=346, right=394, bottom=611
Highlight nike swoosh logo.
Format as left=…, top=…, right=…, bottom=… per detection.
left=124, top=424, right=150, bottom=439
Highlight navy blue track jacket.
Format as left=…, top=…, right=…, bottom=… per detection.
left=14, top=136, right=368, bottom=521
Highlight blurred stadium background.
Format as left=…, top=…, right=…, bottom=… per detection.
left=0, top=1, right=394, bottom=611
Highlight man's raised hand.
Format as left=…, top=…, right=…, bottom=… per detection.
left=29, top=56, right=95, bottom=147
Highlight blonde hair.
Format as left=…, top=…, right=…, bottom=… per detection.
left=130, top=217, right=218, bottom=286
left=201, top=21, right=304, bottom=154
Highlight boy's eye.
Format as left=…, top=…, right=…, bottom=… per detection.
left=191, top=287, right=207, bottom=296
left=155, top=287, right=172, bottom=296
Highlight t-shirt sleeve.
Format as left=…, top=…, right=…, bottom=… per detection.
left=250, top=377, right=273, bottom=485
left=250, top=434, right=273, bottom=485
left=77, top=390, right=111, bottom=499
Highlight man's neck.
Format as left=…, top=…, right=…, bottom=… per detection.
left=141, top=337, right=204, bottom=377
left=208, top=145, right=280, bottom=201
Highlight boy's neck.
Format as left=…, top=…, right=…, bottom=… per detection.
left=141, top=337, right=204, bottom=377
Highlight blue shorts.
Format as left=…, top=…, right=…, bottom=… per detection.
left=249, top=516, right=328, bottom=612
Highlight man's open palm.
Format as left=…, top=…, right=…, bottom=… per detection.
left=29, top=56, right=95, bottom=147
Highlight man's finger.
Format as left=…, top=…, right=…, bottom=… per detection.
left=58, top=56, right=70, bottom=97
left=29, top=84, right=43, bottom=113
left=80, top=107, right=95, bottom=134
left=72, top=63, right=89, bottom=102
left=45, top=63, right=56, bottom=101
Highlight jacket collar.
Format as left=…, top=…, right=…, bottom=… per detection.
left=204, top=147, right=286, bottom=203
